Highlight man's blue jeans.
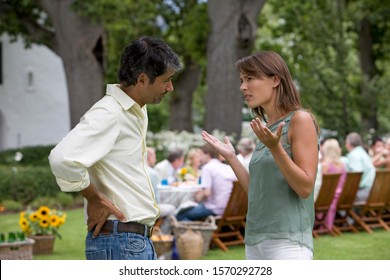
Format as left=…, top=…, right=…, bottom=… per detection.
left=176, top=203, right=215, bottom=221
left=85, top=220, right=156, bottom=260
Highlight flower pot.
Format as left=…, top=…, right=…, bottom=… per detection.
left=30, top=235, right=55, bottom=255
left=0, top=238, right=35, bottom=260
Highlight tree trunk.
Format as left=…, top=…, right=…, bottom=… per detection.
left=358, top=16, right=379, bottom=133
left=205, top=0, right=265, bottom=137
left=41, top=0, right=106, bottom=128
left=169, top=57, right=201, bottom=132
left=336, top=0, right=349, bottom=138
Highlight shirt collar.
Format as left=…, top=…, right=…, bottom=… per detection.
left=106, top=84, right=138, bottom=111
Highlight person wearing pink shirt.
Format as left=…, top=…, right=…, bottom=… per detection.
left=176, top=144, right=237, bottom=221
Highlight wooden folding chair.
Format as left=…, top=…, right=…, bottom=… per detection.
left=211, top=181, right=248, bottom=251
left=312, top=173, right=341, bottom=238
left=332, top=172, right=363, bottom=235
left=382, top=169, right=390, bottom=226
left=383, top=196, right=390, bottom=226
left=349, top=170, right=390, bottom=233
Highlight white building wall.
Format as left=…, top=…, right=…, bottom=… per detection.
left=0, top=34, right=70, bottom=151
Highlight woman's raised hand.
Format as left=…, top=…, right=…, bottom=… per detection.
left=202, top=131, right=236, bottom=159
left=250, top=118, right=284, bottom=150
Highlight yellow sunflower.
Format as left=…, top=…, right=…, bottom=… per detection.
left=18, top=217, right=30, bottom=233
left=29, top=212, right=39, bottom=222
left=37, top=206, right=51, bottom=217
left=49, top=215, right=61, bottom=227
left=39, top=217, right=50, bottom=228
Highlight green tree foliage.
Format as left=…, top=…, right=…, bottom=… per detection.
left=2, top=0, right=388, bottom=137
left=0, top=0, right=51, bottom=47
left=256, top=0, right=390, bottom=140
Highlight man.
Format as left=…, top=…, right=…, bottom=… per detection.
left=176, top=144, right=237, bottom=221
left=345, top=132, right=376, bottom=202
left=49, top=36, right=181, bottom=260
left=154, top=147, right=184, bottom=184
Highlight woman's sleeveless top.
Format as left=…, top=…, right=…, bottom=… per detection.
left=245, top=111, right=315, bottom=252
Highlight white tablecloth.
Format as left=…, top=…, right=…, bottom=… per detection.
left=158, top=184, right=203, bottom=211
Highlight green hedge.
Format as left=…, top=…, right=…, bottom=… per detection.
left=0, top=165, right=61, bottom=205
left=0, top=145, right=85, bottom=207
left=0, top=145, right=66, bottom=205
left=0, top=145, right=55, bottom=166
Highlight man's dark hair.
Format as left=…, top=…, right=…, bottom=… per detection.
left=118, top=36, right=181, bottom=86
left=167, top=147, right=184, bottom=163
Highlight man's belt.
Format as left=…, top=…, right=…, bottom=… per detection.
left=101, top=220, right=152, bottom=238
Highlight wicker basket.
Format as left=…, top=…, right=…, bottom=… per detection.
left=151, top=227, right=174, bottom=257
left=0, top=238, right=35, bottom=260
left=30, top=235, right=55, bottom=255
left=176, top=228, right=203, bottom=260
left=170, top=215, right=217, bottom=256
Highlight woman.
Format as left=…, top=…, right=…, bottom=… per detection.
left=184, top=148, right=202, bottom=182
left=202, top=51, right=319, bottom=260
left=320, top=138, right=347, bottom=229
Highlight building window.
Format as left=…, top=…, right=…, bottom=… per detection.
left=26, top=68, right=35, bottom=92
left=28, top=71, right=33, bottom=87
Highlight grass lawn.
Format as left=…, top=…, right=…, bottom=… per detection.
left=1, top=208, right=390, bottom=260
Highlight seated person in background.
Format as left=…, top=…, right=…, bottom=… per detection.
left=183, top=147, right=202, bottom=182
left=345, top=132, right=376, bottom=203
left=320, top=139, right=347, bottom=229
left=370, top=137, right=389, bottom=169
left=154, top=147, right=184, bottom=184
left=236, top=137, right=255, bottom=171
left=176, top=144, right=237, bottom=221
left=146, top=147, right=176, bottom=217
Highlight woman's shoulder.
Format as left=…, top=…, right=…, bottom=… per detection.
left=289, top=110, right=318, bottom=133
left=291, top=110, right=317, bottom=129
left=291, top=110, right=315, bottom=122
